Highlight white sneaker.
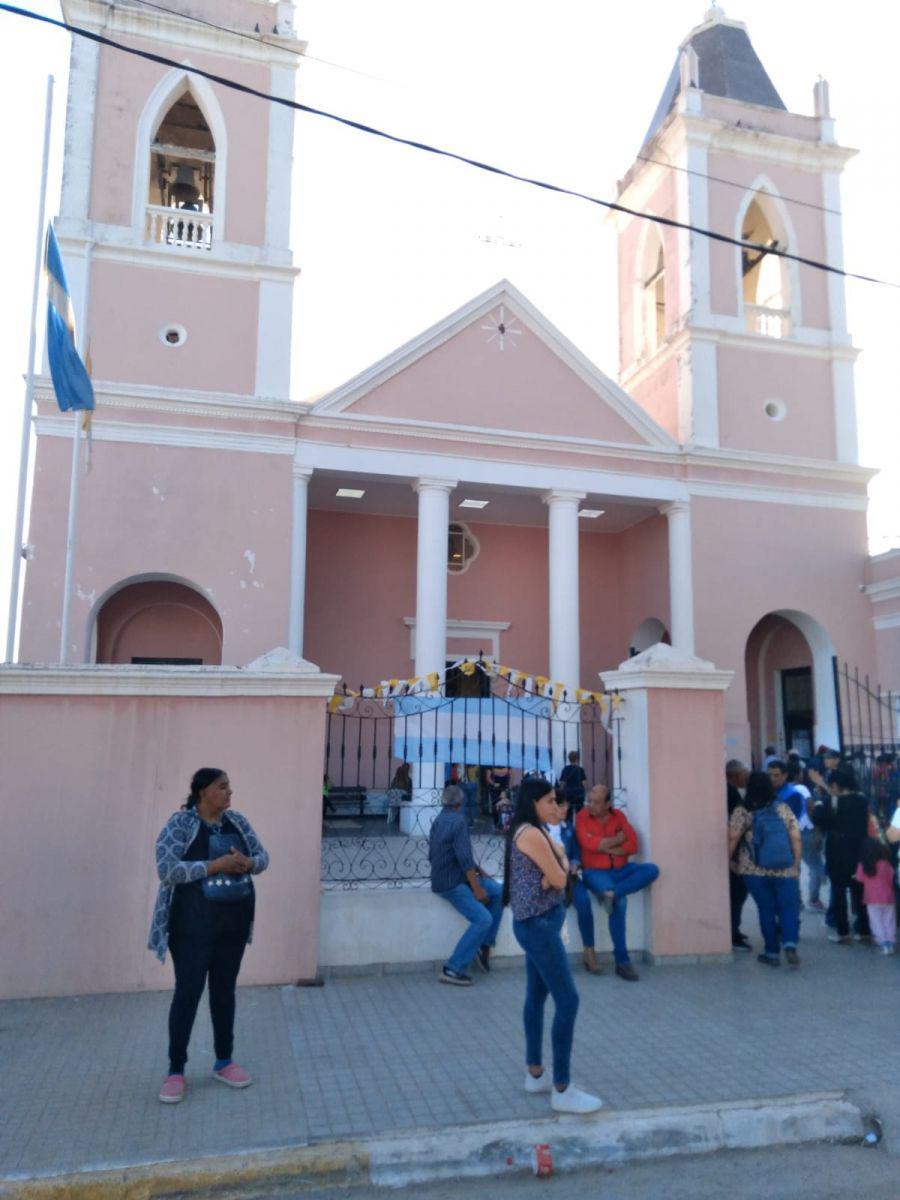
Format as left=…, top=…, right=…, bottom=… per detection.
left=550, top=1085, right=603, bottom=1114
left=524, top=1070, right=552, bottom=1094
left=881, top=944, right=894, bottom=956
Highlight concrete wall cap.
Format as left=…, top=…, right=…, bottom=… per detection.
left=600, top=641, right=735, bottom=692
left=0, top=660, right=341, bottom=698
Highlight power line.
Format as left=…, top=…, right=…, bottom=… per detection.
left=122, top=0, right=854, bottom=223
left=636, top=154, right=843, bottom=218
left=2, top=1, right=897, bottom=291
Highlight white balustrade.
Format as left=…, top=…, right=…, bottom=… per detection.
left=745, top=304, right=790, bottom=338
left=144, top=204, right=214, bottom=251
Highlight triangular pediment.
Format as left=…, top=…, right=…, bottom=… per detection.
left=309, top=281, right=675, bottom=450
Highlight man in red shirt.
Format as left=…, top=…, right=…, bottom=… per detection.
left=575, top=784, right=659, bottom=982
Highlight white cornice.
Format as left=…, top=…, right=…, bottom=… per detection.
left=874, top=613, right=900, bottom=632
left=34, top=415, right=294, bottom=457
left=310, top=279, right=678, bottom=453
left=600, top=644, right=734, bottom=693
left=864, top=580, right=900, bottom=603
left=687, top=479, right=868, bottom=511
left=0, top=662, right=340, bottom=698
left=683, top=446, right=874, bottom=486
left=55, top=226, right=299, bottom=283
left=685, top=107, right=857, bottom=172
left=34, top=378, right=306, bottom=424
left=62, top=0, right=305, bottom=69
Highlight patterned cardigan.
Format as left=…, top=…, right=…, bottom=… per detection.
left=148, top=809, right=270, bottom=962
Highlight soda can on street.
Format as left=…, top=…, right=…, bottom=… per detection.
left=532, top=1144, right=553, bottom=1176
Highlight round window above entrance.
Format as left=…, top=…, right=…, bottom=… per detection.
left=448, top=522, right=479, bottom=574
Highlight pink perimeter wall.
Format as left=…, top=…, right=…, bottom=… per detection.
left=20, top=436, right=292, bottom=666
left=645, top=687, right=732, bottom=958
left=0, top=687, right=329, bottom=999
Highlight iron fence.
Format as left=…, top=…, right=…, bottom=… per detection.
left=320, top=673, right=618, bottom=889
left=834, top=658, right=900, bottom=820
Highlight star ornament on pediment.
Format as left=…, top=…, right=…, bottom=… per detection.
left=481, top=305, right=522, bottom=352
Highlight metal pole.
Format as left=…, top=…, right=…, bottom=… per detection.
left=58, top=411, right=83, bottom=664
left=5, top=75, right=54, bottom=663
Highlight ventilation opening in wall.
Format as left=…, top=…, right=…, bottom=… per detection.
left=763, top=399, right=786, bottom=422
left=160, top=324, right=187, bottom=347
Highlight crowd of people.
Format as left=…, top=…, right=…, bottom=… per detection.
left=726, top=748, right=899, bottom=967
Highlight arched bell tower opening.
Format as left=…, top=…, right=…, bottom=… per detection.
left=739, top=190, right=794, bottom=338
left=147, top=87, right=216, bottom=250
left=638, top=227, right=667, bottom=358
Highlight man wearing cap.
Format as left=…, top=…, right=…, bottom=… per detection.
left=429, top=784, right=503, bottom=985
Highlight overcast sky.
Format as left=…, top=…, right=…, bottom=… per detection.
left=1, top=0, right=898, bottom=649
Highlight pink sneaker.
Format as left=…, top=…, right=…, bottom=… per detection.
left=213, top=1062, right=252, bottom=1089
left=158, top=1074, right=185, bottom=1104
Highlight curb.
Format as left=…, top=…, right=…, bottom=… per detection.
left=0, top=1091, right=863, bottom=1198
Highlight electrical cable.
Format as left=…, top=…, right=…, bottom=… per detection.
left=2, top=1, right=896, bottom=290
left=636, top=154, right=843, bottom=218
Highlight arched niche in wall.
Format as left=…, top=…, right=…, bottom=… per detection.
left=629, top=617, right=671, bottom=658
left=91, top=577, right=223, bottom=665
left=744, top=609, right=838, bottom=765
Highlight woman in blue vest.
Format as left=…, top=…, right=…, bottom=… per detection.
left=149, top=768, right=269, bottom=1104
left=727, top=771, right=801, bottom=968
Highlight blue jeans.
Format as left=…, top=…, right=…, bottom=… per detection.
left=744, top=874, right=800, bottom=957
left=438, top=877, right=503, bottom=974
left=512, top=904, right=579, bottom=1087
left=582, top=862, right=659, bottom=964
left=570, top=877, right=595, bottom=948
left=800, top=829, right=825, bottom=904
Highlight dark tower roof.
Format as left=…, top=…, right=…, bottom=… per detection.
left=642, top=12, right=786, bottom=148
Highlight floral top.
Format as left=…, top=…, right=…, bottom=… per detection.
left=508, top=826, right=564, bottom=920
left=728, top=804, right=799, bottom=878
left=148, top=809, right=269, bottom=961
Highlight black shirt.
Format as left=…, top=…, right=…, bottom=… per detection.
left=168, top=814, right=254, bottom=938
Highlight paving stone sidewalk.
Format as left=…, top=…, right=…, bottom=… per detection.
left=2, top=915, right=898, bottom=1180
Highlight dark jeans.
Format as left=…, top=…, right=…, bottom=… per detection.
left=513, top=905, right=579, bottom=1087
left=582, top=862, right=660, bottom=964
left=744, top=874, right=800, bottom=957
left=570, top=877, right=595, bottom=949
left=168, top=926, right=249, bottom=1073
left=729, top=869, right=748, bottom=941
left=829, top=869, right=871, bottom=938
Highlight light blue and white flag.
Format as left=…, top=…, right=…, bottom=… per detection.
left=45, top=225, right=94, bottom=413
left=393, top=695, right=553, bottom=772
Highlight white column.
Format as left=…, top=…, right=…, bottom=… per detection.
left=413, top=477, right=456, bottom=678
left=288, top=465, right=312, bottom=657
left=404, top=477, right=456, bottom=835
left=661, top=500, right=695, bottom=655
left=543, top=490, right=585, bottom=690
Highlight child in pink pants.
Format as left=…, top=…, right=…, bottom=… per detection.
left=855, top=838, right=896, bottom=955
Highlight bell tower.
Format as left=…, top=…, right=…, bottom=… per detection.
left=611, top=6, right=859, bottom=464
left=55, top=0, right=301, bottom=401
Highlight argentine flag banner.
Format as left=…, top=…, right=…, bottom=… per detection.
left=393, top=695, right=553, bottom=772
left=45, top=225, right=94, bottom=413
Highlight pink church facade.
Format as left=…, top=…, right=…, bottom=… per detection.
left=3, top=1, right=900, bottom=992
left=19, top=2, right=891, bottom=761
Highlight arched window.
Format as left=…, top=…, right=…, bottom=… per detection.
left=741, top=195, right=789, bottom=337
left=447, top=523, right=479, bottom=574
left=146, top=88, right=216, bottom=251
left=638, top=230, right=666, bottom=358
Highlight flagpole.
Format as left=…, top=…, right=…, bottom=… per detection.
left=5, top=74, right=54, bottom=663
left=58, top=410, right=83, bottom=665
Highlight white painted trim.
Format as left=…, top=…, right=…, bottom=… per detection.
left=34, top=416, right=294, bottom=457
left=310, top=279, right=678, bottom=451
left=62, top=0, right=306, bottom=68
left=685, top=339, right=719, bottom=449
left=660, top=501, right=695, bottom=654
left=864, top=580, right=900, bottom=603
left=682, top=111, right=857, bottom=173
left=687, top=480, right=868, bottom=512
left=773, top=667, right=786, bottom=755
left=131, top=66, right=228, bottom=243
left=266, top=65, right=296, bottom=251
left=35, top=376, right=303, bottom=423
left=831, top=358, right=859, bottom=467
left=54, top=227, right=298, bottom=279
left=58, top=33, right=99, bottom=226
left=600, top=666, right=733, bottom=692
left=772, top=608, right=840, bottom=752
left=756, top=624, right=779, bottom=759
left=0, top=663, right=340, bottom=698
left=255, top=278, right=294, bottom=400
left=403, top=617, right=510, bottom=661
left=685, top=141, right=712, bottom=324
left=874, top=613, right=900, bottom=631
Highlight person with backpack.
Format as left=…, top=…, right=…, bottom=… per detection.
left=728, top=770, right=801, bottom=967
